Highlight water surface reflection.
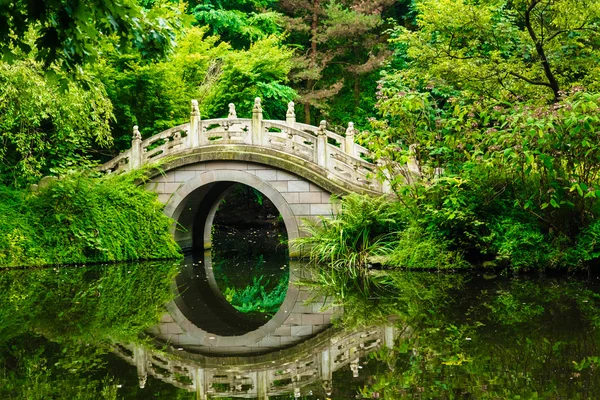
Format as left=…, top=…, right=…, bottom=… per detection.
left=1, top=262, right=600, bottom=399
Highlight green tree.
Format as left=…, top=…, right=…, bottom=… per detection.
left=201, top=35, right=297, bottom=119
left=95, top=26, right=230, bottom=151
left=279, top=0, right=394, bottom=124
left=0, top=0, right=181, bottom=71
left=190, top=0, right=283, bottom=49
left=391, top=0, right=600, bottom=103
left=0, top=61, right=113, bottom=187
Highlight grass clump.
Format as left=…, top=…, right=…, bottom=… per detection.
left=294, top=194, right=467, bottom=275
left=0, top=170, right=181, bottom=267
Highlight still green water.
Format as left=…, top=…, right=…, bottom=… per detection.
left=1, top=259, right=600, bottom=399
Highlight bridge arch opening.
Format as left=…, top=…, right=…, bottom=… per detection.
left=163, top=169, right=300, bottom=255
left=163, top=169, right=301, bottom=340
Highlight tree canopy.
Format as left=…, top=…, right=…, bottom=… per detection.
left=390, top=0, right=600, bottom=102
left=0, top=0, right=181, bottom=70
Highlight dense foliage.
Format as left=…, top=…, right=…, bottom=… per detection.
left=299, top=0, right=600, bottom=273
left=0, top=0, right=599, bottom=271
left=0, top=0, right=181, bottom=70
left=0, top=61, right=113, bottom=187
left=0, top=170, right=180, bottom=267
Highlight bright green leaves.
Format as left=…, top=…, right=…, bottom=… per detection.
left=201, top=35, right=296, bottom=119
left=0, top=61, right=113, bottom=187
left=96, top=27, right=296, bottom=150
left=191, top=1, right=283, bottom=49
left=390, top=0, right=600, bottom=103
left=0, top=0, right=183, bottom=71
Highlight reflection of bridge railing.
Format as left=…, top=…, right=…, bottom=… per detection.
left=114, top=325, right=395, bottom=399
left=100, top=99, right=384, bottom=194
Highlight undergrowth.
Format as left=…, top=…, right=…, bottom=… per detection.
left=293, top=194, right=467, bottom=293
left=0, top=169, right=181, bottom=267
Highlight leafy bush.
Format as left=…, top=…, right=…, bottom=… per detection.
left=0, top=170, right=181, bottom=267
left=294, top=194, right=405, bottom=269
left=386, top=226, right=468, bottom=270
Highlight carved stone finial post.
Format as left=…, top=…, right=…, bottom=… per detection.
left=344, top=122, right=355, bottom=157
left=286, top=101, right=296, bottom=126
left=133, top=345, right=148, bottom=389
left=252, top=97, right=263, bottom=145
left=316, top=120, right=328, bottom=168
left=129, top=125, right=142, bottom=170
left=132, top=125, right=141, bottom=140
left=194, top=367, right=207, bottom=400
left=190, top=99, right=202, bottom=147
left=228, top=103, right=237, bottom=119
left=350, top=358, right=360, bottom=378
left=318, top=120, right=327, bottom=135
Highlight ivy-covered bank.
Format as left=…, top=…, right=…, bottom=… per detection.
left=0, top=171, right=180, bottom=268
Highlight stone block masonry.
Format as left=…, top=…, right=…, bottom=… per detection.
left=146, top=160, right=341, bottom=235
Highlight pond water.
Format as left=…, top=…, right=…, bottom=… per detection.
left=2, top=185, right=600, bottom=398
left=2, top=260, right=600, bottom=398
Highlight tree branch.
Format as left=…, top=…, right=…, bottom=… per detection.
left=524, top=0, right=560, bottom=101
left=508, top=71, right=552, bottom=87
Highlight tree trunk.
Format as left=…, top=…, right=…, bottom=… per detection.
left=354, top=77, right=360, bottom=107
left=304, top=98, right=311, bottom=124
left=525, top=0, right=560, bottom=102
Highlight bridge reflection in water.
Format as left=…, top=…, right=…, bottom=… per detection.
left=115, top=324, right=395, bottom=399
left=113, top=256, right=395, bottom=399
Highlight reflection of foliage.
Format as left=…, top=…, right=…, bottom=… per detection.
left=0, top=260, right=182, bottom=399
left=0, top=334, right=118, bottom=400
left=0, top=261, right=179, bottom=344
left=225, top=274, right=288, bottom=315
left=344, top=273, right=600, bottom=399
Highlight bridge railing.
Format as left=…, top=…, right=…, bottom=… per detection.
left=114, top=324, right=396, bottom=397
left=100, top=98, right=382, bottom=192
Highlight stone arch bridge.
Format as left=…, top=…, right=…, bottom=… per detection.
left=101, top=100, right=394, bottom=365
left=101, top=98, right=386, bottom=256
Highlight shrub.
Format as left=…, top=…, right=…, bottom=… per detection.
left=0, top=170, right=180, bottom=267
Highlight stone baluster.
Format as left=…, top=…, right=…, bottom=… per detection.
left=195, top=368, right=207, bottom=400
left=129, top=125, right=142, bottom=170
left=252, top=97, right=263, bottom=145
left=316, top=120, right=328, bottom=168
left=344, top=122, right=355, bottom=157
left=385, top=325, right=395, bottom=349
left=133, top=345, right=148, bottom=389
left=256, top=369, right=268, bottom=400
left=228, top=103, right=237, bottom=119
left=320, top=347, right=333, bottom=396
left=190, top=99, right=201, bottom=147
left=286, top=101, right=296, bottom=127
